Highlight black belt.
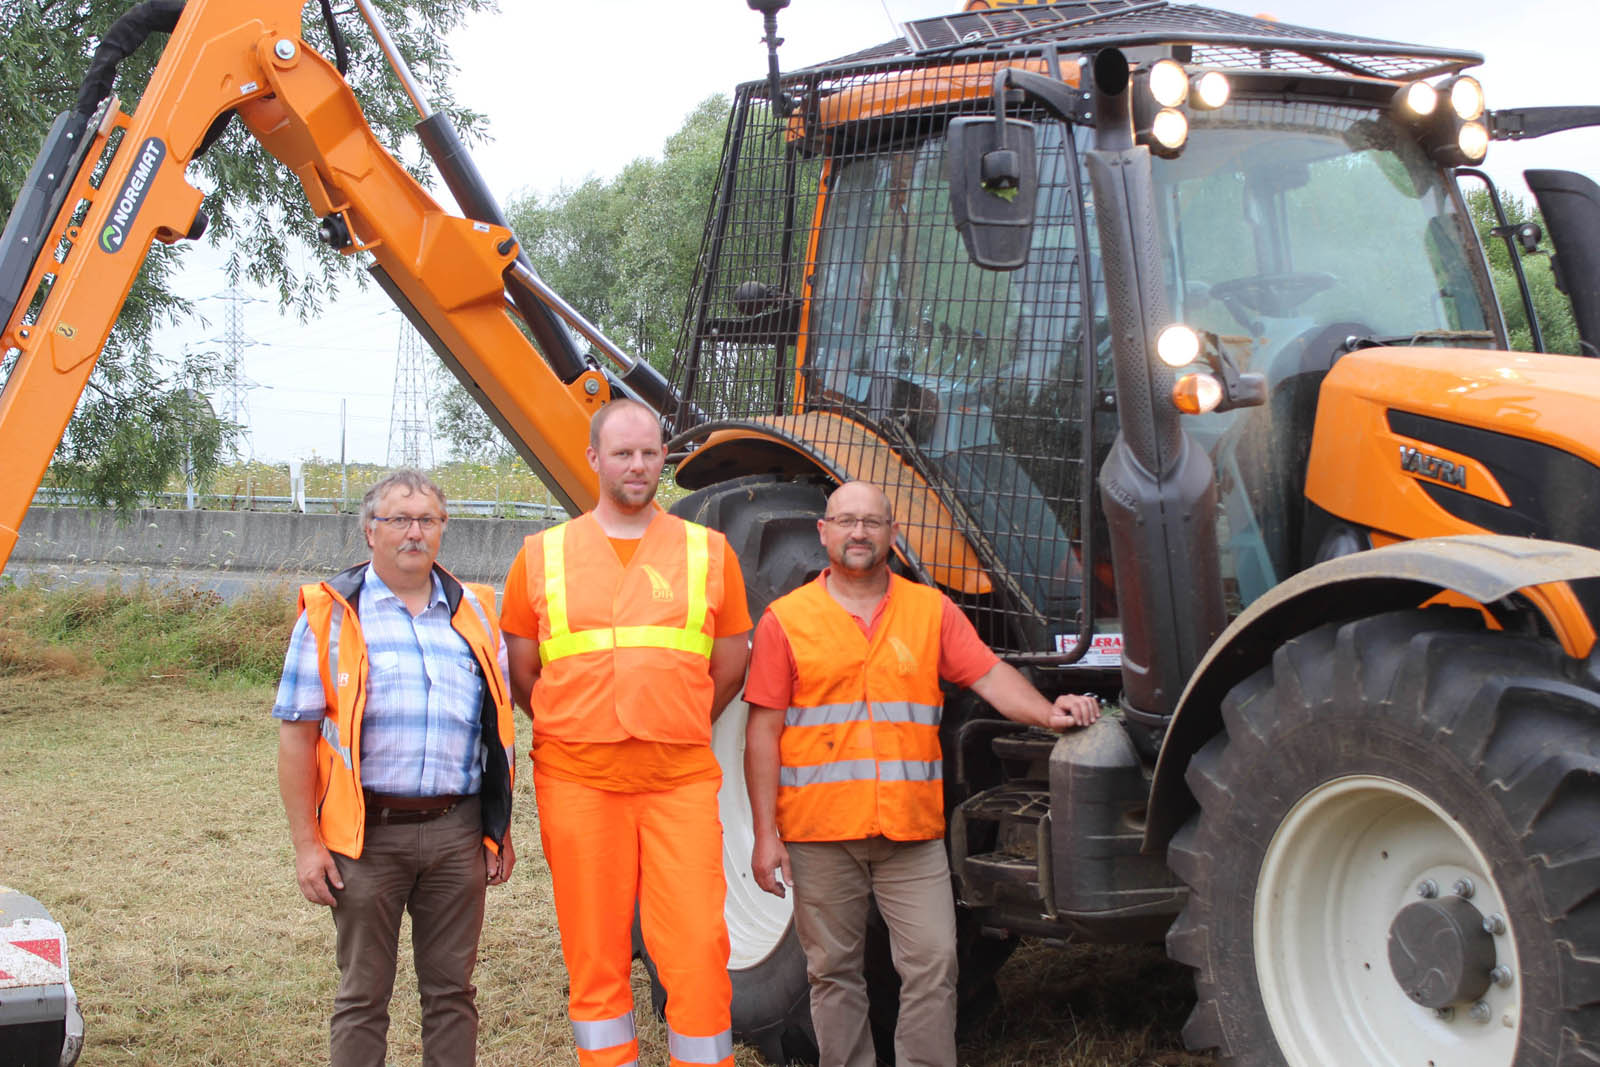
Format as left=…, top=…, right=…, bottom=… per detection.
left=363, top=791, right=467, bottom=826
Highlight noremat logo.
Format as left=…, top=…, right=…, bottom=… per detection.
left=98, top=137, right=166, bottom=254
left=1399, top=445, right=1467, bottom=489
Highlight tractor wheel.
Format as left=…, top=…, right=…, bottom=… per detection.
left=1166, top=609, right=1600, bottom=1066
left=642, top=475, right=832, bottom=1064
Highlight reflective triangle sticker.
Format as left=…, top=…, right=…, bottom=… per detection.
left=11, top=939, right=62, bottom=966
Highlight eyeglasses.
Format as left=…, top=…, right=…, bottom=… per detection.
left=372, top=515, right=444, bottom=531
left=824, top=514, right=890, bottom=532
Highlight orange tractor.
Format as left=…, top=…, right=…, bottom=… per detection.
left=4, top=1, right=1600, bottom=1064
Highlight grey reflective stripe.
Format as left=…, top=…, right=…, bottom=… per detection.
left=571, top=1012, right=636, bottom=1051
left=324, top=601, right=345, bottom=699
left=785, top=702, right=863, bottom=728
left=668, top=1027, right=733, bottom=1064
left=781, top=759, right=877, bottom=788
left=878, top=759, right=942, bottom=782
left=872, top=700, right=941, bottom=726
left=780, top=758, right=942, bottom=787
left=785, top=700, right=941, bottom=728
left=320, top=716, right=353, bottom=769
left=462, top=588, right=493, bottom=640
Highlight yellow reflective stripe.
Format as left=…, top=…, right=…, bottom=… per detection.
left=538, top=521, right=716, bottom=665
left=683, top=523, right=709, bottom=636
left=615, top=625, right=714, bottom=655
left=543, top=525, right=570, bottom=639
left=540, top=627, right=613, bottom=663
left=541, top=624, right=714, bottom=664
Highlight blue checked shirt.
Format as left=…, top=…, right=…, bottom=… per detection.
left=272, top=566, right=509, bottom=797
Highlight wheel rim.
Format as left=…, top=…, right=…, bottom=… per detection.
left=713, top=696, right=795, bottom=969
left=1256, top=774, right=1522, bottom=1066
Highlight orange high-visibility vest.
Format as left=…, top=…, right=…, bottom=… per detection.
left=768, top=574, right=947, bottom=842
left=523, top=512, right=726, bottom=744
left=299, top=563, right=515, bottom=860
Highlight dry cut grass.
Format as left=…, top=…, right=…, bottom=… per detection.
left=0, top=673, right=1206, bottom=1066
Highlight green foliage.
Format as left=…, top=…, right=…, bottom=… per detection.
left=0, top=581, right=297, bottom=685
left=1465, top=187, right=1581, bottom=354
left=433, top=95, right=730, bottom=459
left=0, top=0, right=493, bottom=510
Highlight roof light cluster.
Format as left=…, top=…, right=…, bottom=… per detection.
left=1391, top=74, right=1488, bottom=166
left=1134, top=60, right=1230, bottom=158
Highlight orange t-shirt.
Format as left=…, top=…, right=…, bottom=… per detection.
left=743, top=571, right=998, bottom=712
left=501, top=533, right=752, bottom=792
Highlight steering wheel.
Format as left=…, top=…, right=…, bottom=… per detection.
left=1208, top=272, right=1336, bottom=317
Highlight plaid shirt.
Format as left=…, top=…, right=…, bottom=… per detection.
left=272, top=566, right=509, bottom=797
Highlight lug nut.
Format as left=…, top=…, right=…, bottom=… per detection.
left=1417, top=879, right=1439, bottom=899
left=584, top=378, right=600, bottom=395
left=1483, top=914, right=1506, bottom=936
left=1453, top=877, right=1476, bottom=899
left=1491, top=966, right=1514, bottom=988
left=1470, top=1000, right=1492, bottom=1022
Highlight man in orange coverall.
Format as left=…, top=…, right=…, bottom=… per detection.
left=501, top=399, right=751, bottom=1067
left=744, top=480, right=1100, bottom=1067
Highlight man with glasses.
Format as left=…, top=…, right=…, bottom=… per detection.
left=743, top=480, right=1099, bottom=1067
left=273, top=469, right=516, bottom=1066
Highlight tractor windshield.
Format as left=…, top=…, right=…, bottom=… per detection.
left=1155, top=97, right=1497, bottom=363
left=1153, top=97, right=1501, bottom=606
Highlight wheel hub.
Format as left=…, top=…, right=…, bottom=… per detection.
left=1387, top=894, right=1497, bottom=1008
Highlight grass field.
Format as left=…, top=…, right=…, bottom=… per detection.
left=0, top=583, right=1209, bottom=1066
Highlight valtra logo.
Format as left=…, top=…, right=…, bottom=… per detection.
left=98, top=137, right=166, bottom=253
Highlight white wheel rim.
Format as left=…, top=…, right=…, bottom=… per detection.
left=1256, top=774, right=1521, bottom=1067
left=714, top=695, right=795, bottom=969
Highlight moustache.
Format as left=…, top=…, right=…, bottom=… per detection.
left=398, top=541, right=427, bottom=553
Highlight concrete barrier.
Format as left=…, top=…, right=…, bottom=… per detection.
left=9, top=507, right=555, bottom=587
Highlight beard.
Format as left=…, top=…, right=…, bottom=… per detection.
left=835, top=539, right=887, bottom=573
left=603, top=476, right=658, bottom=512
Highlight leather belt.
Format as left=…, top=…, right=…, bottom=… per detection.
left=363, top=791, right=467, bottom=826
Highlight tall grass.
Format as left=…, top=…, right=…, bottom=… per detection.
left=0, top=580, right=296, bottom=685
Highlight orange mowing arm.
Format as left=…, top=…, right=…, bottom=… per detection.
left=0, top=0, right=601, bottom=573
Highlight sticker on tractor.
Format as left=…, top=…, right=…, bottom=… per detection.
left=99, top=136, right=167, bottom=254
left=0, top=917, right=68, bottom=988
left=1054, top=631, right=1122, bottom=666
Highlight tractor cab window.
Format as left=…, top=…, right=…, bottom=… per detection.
left=804, top=120, right=1108, bottom=649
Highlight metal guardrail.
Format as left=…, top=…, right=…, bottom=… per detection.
left=30, top=487, right=566, bottom=521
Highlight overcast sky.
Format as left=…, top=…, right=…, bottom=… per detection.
left=154, top=0, right=1600, bottom=467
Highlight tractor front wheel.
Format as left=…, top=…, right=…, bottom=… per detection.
left=1167, top=609, right=1600, bottom=1066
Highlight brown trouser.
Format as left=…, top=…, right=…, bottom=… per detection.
left=328, top=796, right=487, bottom=1067
left=788, top=837, right=958, bottom=1067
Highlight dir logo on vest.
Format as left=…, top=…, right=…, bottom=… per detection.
left=641, top=564, right=675, bottom=602
left=98, top=137, right=167, bottom=254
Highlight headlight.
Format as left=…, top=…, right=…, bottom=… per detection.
left=1191, top=70, right=1230, bottom=110
left=1393, top=81, right=1438, bottom=120
left=1172, top=372, right=1223, bottom=414
left=1148, top=59, right=1189, bottom=108
left=1150, top=108, right=1189, bottom=151
left=1448, top=76, right=1485, bottom=121
left=1155, top=324, right=1201, bottom=368
left=1457, top=121, right=1489, bottom=162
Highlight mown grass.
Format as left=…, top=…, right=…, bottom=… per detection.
left=0, top=583, right=1206, bottom=1066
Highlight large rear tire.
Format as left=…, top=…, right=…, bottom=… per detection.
left=1166, top=609, right=1600, bottom=1066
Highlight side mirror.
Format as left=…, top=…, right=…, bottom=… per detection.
left=947, top=116, right=1038, bottom=271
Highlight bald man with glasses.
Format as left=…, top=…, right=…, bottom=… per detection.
left=744, top=480, right=1098, bottom=1067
